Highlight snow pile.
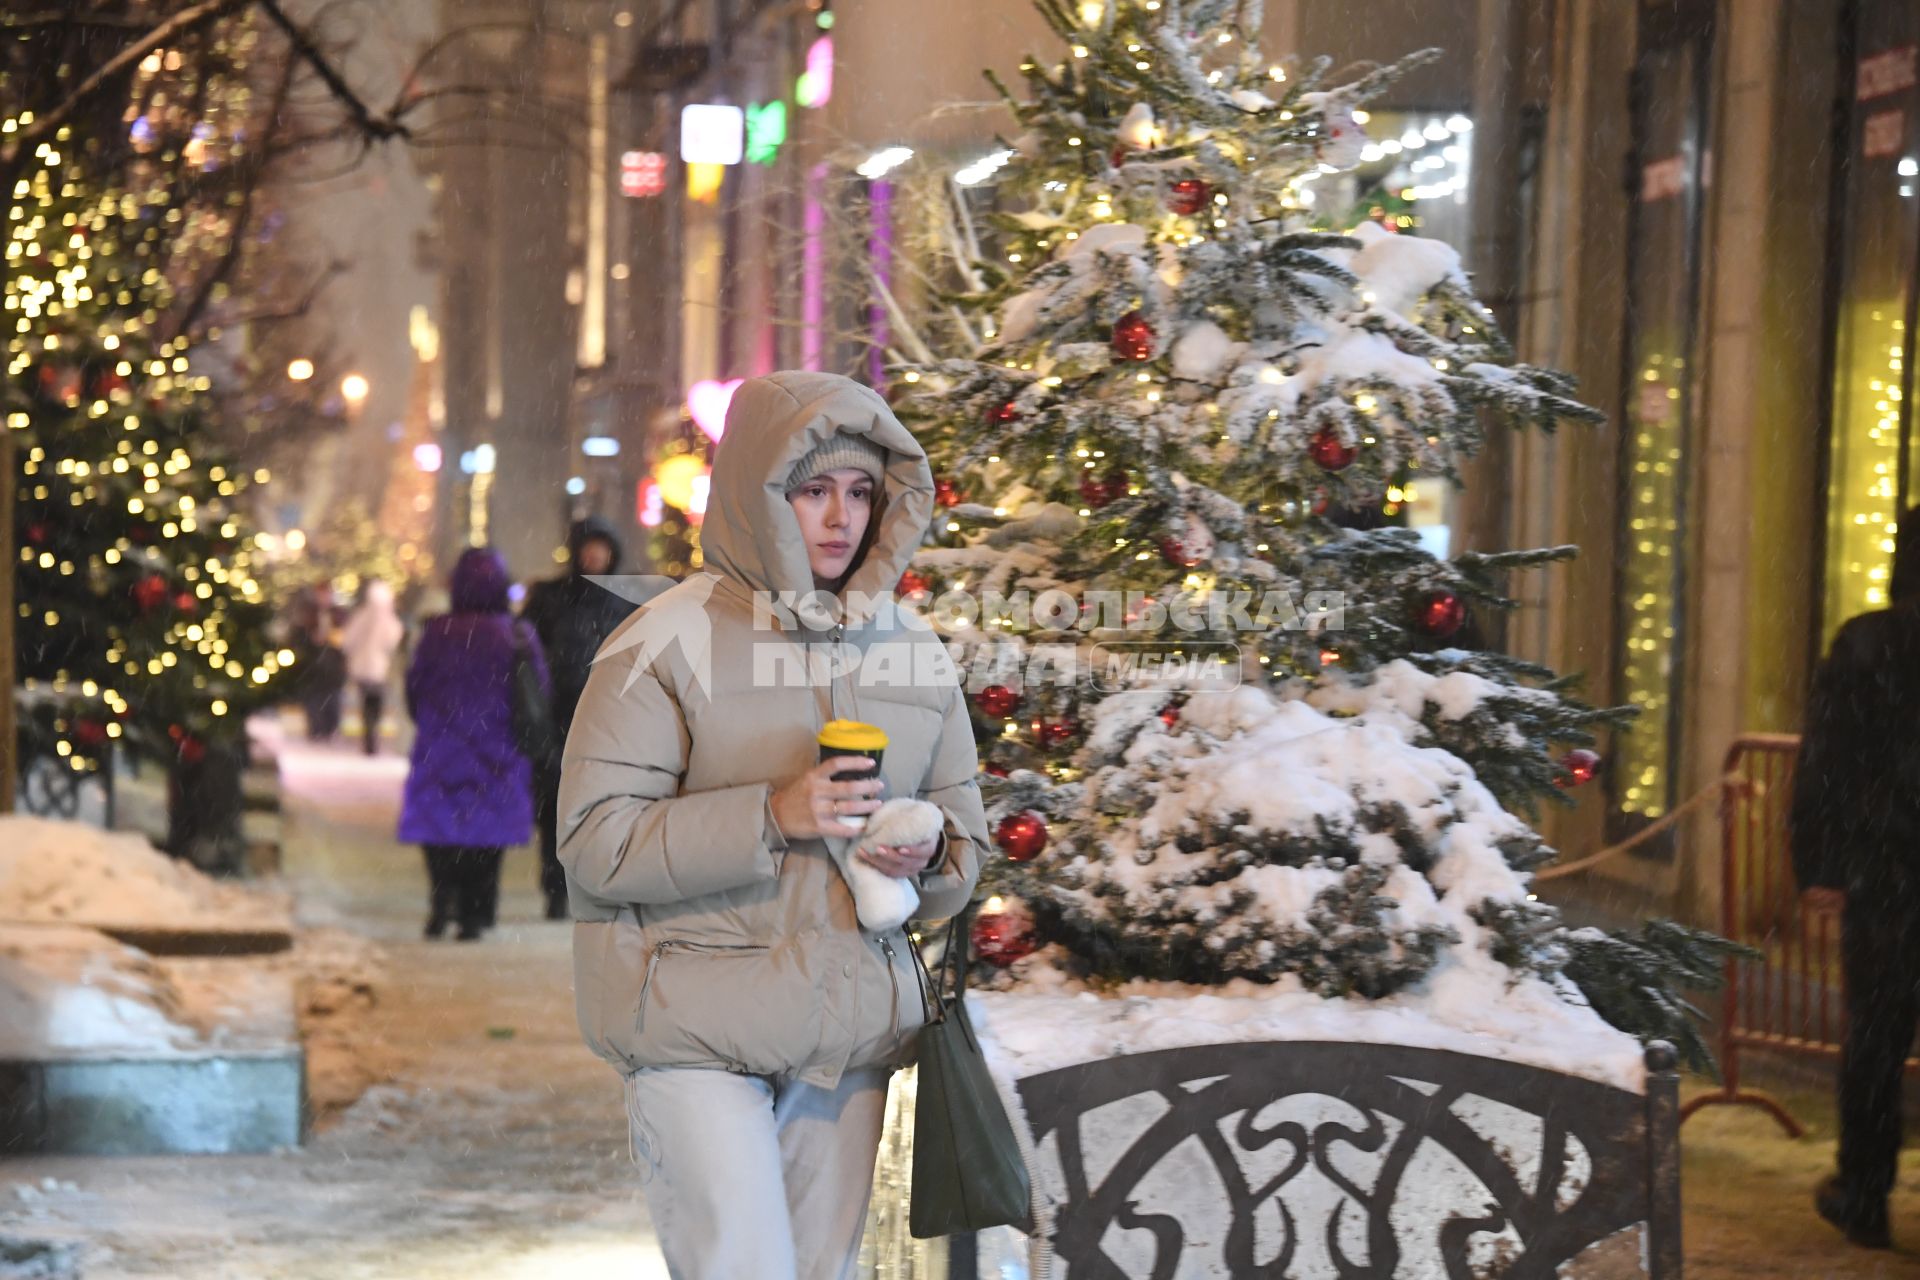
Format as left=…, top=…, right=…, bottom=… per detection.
left=0, top=816, right=289, bottom=933
left=1059, top=684, right=1540, bottom=980
left=0, top=925, right=201, bottom=1058
left=1344, top=219, right=1464, bottom=317
left=974, top=956, right=1642, bottom=1094
left=980, top=679, right=1643, bottom=1087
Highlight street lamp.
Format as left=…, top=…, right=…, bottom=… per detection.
left=287, top=358, right=314, bottom=382
left=340, top=372, right=370, bottom=410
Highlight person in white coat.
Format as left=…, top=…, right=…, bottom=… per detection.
left=340, top=579, right=407, bottom=756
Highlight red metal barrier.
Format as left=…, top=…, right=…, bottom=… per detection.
left=1677, top=733, right=1898, bottom=1134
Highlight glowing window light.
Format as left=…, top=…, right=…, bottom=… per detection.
left=955, top=149, right=1016, bottom=187
left=637, top=477, right=664, bottom=527
left=857, top=146, right=913, bottom=180
left=680, top=104, right=744, bottom=166
left=745, top=101, right=787, bottom=165
left=686, top=162, right=725, bottom=203
left=620, top=150, right=667, bottom=198
left=582, top=435, right=620, bottom=457
left=796, top=36, right=833, bottom=108
left=1824, top=305, right=1908, bottom=643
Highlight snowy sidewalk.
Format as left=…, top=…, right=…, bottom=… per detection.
left=10, top=724, right=1920, bottom=1277
left=1, top=726, right=667, bottom=1278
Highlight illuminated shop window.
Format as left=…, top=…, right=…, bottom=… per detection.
left=1613, top=1, right=1712, bottom=826
left=1821, top=5, right=1919, bottom=645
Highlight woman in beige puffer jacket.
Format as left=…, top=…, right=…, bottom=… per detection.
left=558, top=371, right=988, bottom=1280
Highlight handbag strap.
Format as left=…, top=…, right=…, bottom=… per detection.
left=907, top=907, right=974, bottom=1024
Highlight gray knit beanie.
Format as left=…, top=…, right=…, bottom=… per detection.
left=784, top=431, right=888, bottom=493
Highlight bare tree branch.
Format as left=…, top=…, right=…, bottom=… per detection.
left=226, top=260, right=348, bottom=328
left=255, top=0, right=411, bottom=145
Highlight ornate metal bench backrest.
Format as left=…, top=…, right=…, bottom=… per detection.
left=1013, top=1040, right=1681, bottom=1280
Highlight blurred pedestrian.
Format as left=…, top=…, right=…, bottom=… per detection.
left=292, top=584, right=347, bottom=741
left=520, top=517, right=638, bottom=919
left=340, top=579, right=407, bottom=756
left=1792, top=505, right=1920, bottom=1250
left=400, top=548, right=549, bottom=941
left=558, top=373, right=987, bottom=1279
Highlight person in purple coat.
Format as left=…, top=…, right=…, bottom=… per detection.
left=399, top=548, right=550, bottom=940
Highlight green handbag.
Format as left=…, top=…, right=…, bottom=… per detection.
left=907, top=911, right=1033, bottom=1239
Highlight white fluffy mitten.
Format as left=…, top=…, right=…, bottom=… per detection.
left=833, top=798, right=944, bottom=933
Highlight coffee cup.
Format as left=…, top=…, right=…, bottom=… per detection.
left=817, top=720, right=888, bottom=831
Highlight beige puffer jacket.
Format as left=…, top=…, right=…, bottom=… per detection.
left=558, top=372, right=988, bottom=1089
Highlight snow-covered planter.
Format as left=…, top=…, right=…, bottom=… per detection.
left=955, top=994, right=1679, bottom=1279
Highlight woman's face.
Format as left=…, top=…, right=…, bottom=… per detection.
left=787, top=468, right=874, bottom=586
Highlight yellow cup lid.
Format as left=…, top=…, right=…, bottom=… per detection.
left=818, top=719, right=889, bottom=751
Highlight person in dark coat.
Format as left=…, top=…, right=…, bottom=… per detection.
left=399, top=548, right=550, bottom=941
left=519, top=517, right=637, bottom=919
left=1792, top=506, right=1920, bottom=1250
left=293, top=585, right=348, bottom=741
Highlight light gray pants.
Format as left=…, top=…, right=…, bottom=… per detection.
left=624, top=1065, right=891, bottom=1280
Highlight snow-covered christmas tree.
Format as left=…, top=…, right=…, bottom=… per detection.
left=894, top=0, right=1733, bottom=1069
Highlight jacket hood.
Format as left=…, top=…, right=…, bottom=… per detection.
left=703, top=372, right=933, bottom=628
left=450, top=547, right=512, bottom=614
left=1894, top=505, right=1920, bottom=606
left=568, top=515, right=624, bottom=574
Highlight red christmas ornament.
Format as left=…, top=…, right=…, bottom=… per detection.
left=24, top=522, right=49, bottom=544
left=972, top=908, right=1038, bottom=967
left=975, top=684, right=1021, bottom=718
left=1308, top=426, right=1359, bottom=472
left=1079, top=471, right=1117, bottom=508
left=1160, top=535, right=1200, bottom=568
left=1167, top=178, right=1212, bottom=216
left=897, top=569, right=931, bottom=597
left=36, top=361, right=82, bottom=405
left=1415, top=589, right=1467, bottom=640
left=982, top=761, right=1011, bottom=778
left=934, top=477, right=963, bottom=508
left=1557, top=748, right=1602, bottom=789
left=87, top=367, right=127, bottom=400
left=173, top=591, right=198, bottom=616
left=1111, top=311, right=1156, bottom=363
left=994, top=810, right=1049, bottom=861
left=1159, top=703, right=1181, bottom=728
left=988, top=400, right=1020, bottom=427
left=1038, top=717, right=1079, bottom=747
left=179, top=734, right=206, bottom=766
left=132, top=574, right=169, bottom=612
left=72, top=718, right=109, bottom=749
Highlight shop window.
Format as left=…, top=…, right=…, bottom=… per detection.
left=1613, top=0, right=1714, bottom=828
left=1822, top=2, right=1920, bottom=645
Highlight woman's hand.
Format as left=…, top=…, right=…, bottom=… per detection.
left=860, top=838, right=941, bottom=880
left=770, top=757, right=886, bottom=840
